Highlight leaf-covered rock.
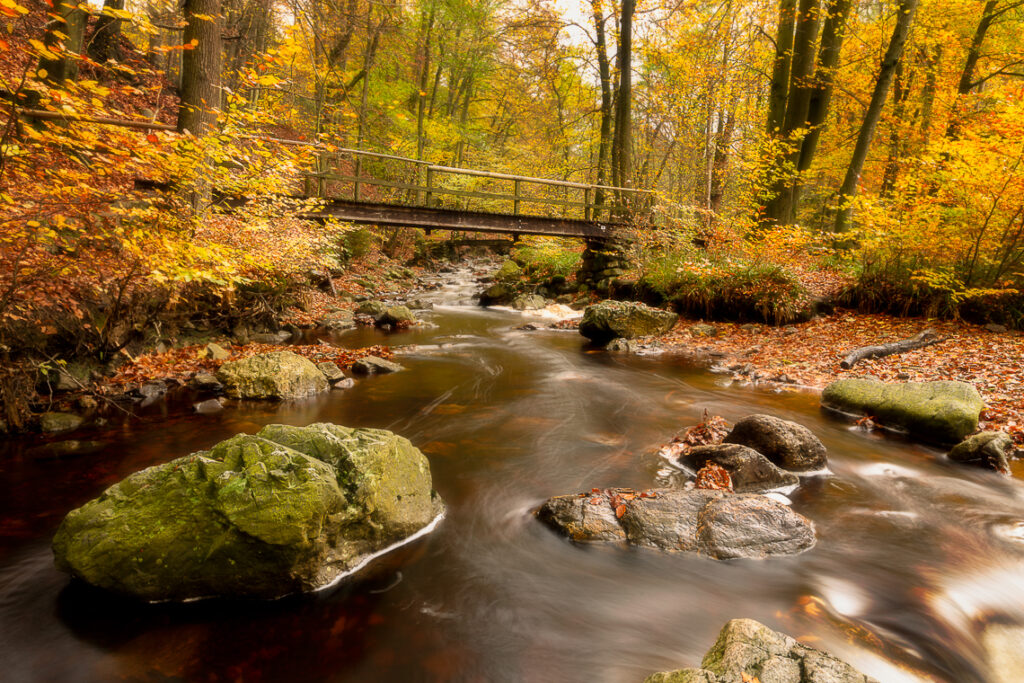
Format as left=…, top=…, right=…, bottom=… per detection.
left=215, top=350, right=328, bottom=399
left=822, top=378, right=983, bottom=443
left=578, top=300, right=678, bottom=343
left=52, top=423, right=444, bottom=601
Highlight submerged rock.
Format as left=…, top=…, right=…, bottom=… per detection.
left=40, top=412, right=83, bottom=433
left=948, top=431, right=1014, bottom=472
left=822, top=378, right=983, bottom=444
left=320, top=310, right=356, bottom=330
left=578, top=300, right=678, bottom=344
left=216, top=351, right=328, bottom=400
left=52, top=423, right=444, bottom=601
left=723, top=414, right=827, bottom=472
left=681, top=444, right=799, bottom=493
left=351, top=356, right=404, bottom=375
left=536, top=488, right=814, bottom=560
left=189, top=371, right=223, bottom=393
left=512, top=294, right=546, bottom=311
left=644, top=618, right=877, bottom=683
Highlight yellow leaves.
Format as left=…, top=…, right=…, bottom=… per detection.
left=28, top=38, right=59, bottom=61
left=0, top=0, right=29, bottom=17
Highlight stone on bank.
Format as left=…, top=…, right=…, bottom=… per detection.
left=578, top=300, right=678, bottom=344
left=52, top=423, right=444, bottom=601
left=216, top=351, right=328, bottom=399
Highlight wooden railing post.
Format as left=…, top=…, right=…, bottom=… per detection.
left=353, top=155, right=362, bottom=202
left=584, top=187, right=592, bottom=221
left=513, top=178, right=521, bottom=215
left=316, top=151, right=327, bottom=197
left=425, top=167, right=435, bottom=207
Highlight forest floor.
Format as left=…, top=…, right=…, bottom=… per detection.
left=652, top=311, right=1024, bottom=446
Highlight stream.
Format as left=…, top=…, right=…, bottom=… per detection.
left=2, top=265, right=1024, bottom=682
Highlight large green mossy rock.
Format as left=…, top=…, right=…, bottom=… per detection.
left=822, top=378, right=983, bottom=444
left=578, top=300, right=678, bottom=344
left=52, top=423, right=444, bottom=601
left=216, top=351, right=328, bottom=399
left=644, top=618, right=876, bottom=683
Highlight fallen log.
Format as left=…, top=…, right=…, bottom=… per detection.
left=840, top=329, right=945, bottom=369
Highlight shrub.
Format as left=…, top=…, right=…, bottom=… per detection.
left=511, top=240, right=582, bottom=280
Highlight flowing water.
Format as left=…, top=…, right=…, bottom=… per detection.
left=2, top=266, right=1024, bottom=682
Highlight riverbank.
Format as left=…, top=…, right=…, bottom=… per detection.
left=646, top=311, right=1024, bottom=447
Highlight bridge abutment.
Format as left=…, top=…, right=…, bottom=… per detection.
left=576, top=240, right=630, bottom=295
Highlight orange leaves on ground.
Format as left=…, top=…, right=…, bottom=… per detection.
left=659, top=411, right=730, bottom=459
left=695, top=462, right=733, bottom=491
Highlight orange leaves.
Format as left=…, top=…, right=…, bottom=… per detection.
left=695, top=463, right=733, bottom=491
left=659, top=411, right=730, bottom=459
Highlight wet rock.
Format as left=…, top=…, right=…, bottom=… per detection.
left=512, top=294, right=546, bottom=311
left=203, top=343, right=230, bottom=361
left=40, top=412, right=84, bottom=433
left=316, top=361, right=347, bottom=385
left=724, top=414, right=827, bottom=472
left=682, top=444, right=799, bottom=493
left=375, top=305, right=416, bottom=327
left=537, top=489, right=814, bottom=559
left=52, top=423, right=445, bottom=601
left=690, top=323, right=718, bottom=338
left=320, top=310, right=356, bottom=330
left=333, top=377, right=355, bottom=390
left=351, top=356, right=404, bottom=375
left=494, top=260, right=522, bottom=282
left=193, top=398, right=224, bottom=414
left=985, top=323, right=1009, bottom=333
left=479, top=283, right=513, bottom=306
left=406, top=298, right=434, bottom=310
left=578, top=300, right=678, bottom=344
left=189, top=372, right=223, bottom=393
left=216, top=351, right=328, bottom=400
left=134, top=381, right=167, bottom=404
left=76, top=395, right=98, bottom=412
left=250, top=330, right=292, bottom=344
left=822, top=378, right=983, bottom=444
left=28, top=440, right=106, bottom=460
left=645, top=618, right=877, bottom=683
left=606, top=338, right=639, bottom=352
left=948, top=431, right=1014, bottom=472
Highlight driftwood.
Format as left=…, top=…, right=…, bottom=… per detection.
left=840, top=328, right=945, bottom=369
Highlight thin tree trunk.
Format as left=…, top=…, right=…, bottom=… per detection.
left=88, top=0, right=125, bottom=63
left=834, top=0, right=919, bottom=233
left=612, top=0, right=636, bottom=204
left=945, top=0, right=999, bottom=138
left=592, top=0, right=614, bottom=214
left=880, top=60, right=910, bottom=196
left=416, top=1, right=437, bottom=159
left=766, top=0, right=798, bottom=133
left=39, top=1, right=87, bottom=85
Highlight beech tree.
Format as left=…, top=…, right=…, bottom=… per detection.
left=178, top=0, right=224, bottom=135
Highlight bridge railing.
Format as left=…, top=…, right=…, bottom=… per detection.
left=301, top=148, right=656, bottom=222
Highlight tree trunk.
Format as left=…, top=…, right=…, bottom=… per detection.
left=612, top=0, right=636, bottom=204
left=880, top=60, right=911, bottom=196
left=592, top=0, right=614, bottom=214
left=39, top=1, right=87, bottom=85
left=88, top=0, right=125, bottom=63
left=766, top=0, right=798, bottom=134
left=945, top=0, right=999, bottom=138
left=416, top=1, right=437, bottom=159
left=834, top=0, right=919, bottom=233
left=177, top=0, right=223, bottom=136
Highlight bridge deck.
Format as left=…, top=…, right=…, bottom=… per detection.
left=302, top=198, right=620, bottom=241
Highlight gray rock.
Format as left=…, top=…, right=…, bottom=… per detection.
left=479, top=283, right=513, bottom=306
left=190, top=372, right=223, bottom=392
left=316, top=361, right=347, bottom=384
left=137, top=381, right=167, bottom=402
left=250, top=330, right=292, bottom=344
left=579, top=300, right=678, bottom=344
left=40, top=412, right=84, bottom=433
left=216, top=351, right=329, bottom=400
left=948, top=431, right=1014, bottom=472
left=512, top=293, right=547, bottom=311
left=606, top=338, right=639, bottom=352
left=42, top=361, right=95, bottom=392
left=985, top=323, right=1009, bottom=333
left=645, top=618, right=876, bottom=683
left=724, top=414, right=827, bottom=472
left=822, top=379, right=983, bottom=444
left=28, top=440, right=105, bottom=460
left=406, top=298, right=434, bottom=310
left=320, top=310, right=356, bottom=330
left=203, top=343, right=230, bottom=361
left=193, top=398, right=224, bottom=414
left=682, top=444, right=799, bottom=492
left=537, top=489, right=814, bottom=560
left=333, top=377, right=355, bottom=390
left=76, top=396, right=99, bottom=412
left=351, top=356, right=404, bottom=375
left=52, top=423, right=445, bottom=601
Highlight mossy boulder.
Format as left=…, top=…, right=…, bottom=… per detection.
left=52, top=423, right=444, bottom=601
left=578, top=300, right=678, bottom=344
left=216, top=351, right=328, bottom=400
left=644, top=618, right=877, bottom=683
left=356, top=300, right=388, bottom=317
left=479, top=283, right=513, bottom=306
left=375, top=305, right=416, bottom=327
left=494, top=260, right=523, bottom=282
left=822, top=379, right=983, bottom=444
left=512, top=293, right=546, bottom=311
left=948, top=431, right=1014, bottom=472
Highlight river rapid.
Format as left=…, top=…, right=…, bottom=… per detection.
left=2, top=265, right=1024, bottom=682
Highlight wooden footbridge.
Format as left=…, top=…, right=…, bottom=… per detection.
left=289, top=147, right=656, bottom=243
